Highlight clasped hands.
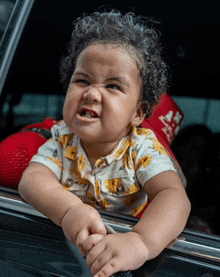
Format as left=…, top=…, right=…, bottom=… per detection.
left=61, top=202, right=148, bottom=277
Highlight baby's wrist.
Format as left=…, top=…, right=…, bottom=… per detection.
left=130, top=231, right=149, bottom=261
left=60, top=200, right=83, bottom=227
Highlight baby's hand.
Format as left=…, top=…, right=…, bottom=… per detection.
left=86, top=232, right=149, bottom=277
left=83, top=233, right=105, bottom=256
left=61, top=202, right=106, bottom=256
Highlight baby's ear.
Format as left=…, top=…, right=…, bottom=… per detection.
left=131, top=103, right=146, bottom=127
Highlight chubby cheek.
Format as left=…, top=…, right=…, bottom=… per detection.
left=63, top=95, right=77, bottom=125
left=105, top=100, right=133, bottom=123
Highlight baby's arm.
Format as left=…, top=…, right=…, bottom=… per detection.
left=18, top=162, right=106, bottom=256
left=84, top=171, right=191, bottom=277
left=132, top=170, right=190, bottom=259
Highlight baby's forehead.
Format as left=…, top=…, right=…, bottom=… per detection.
left=75, top=42, right=144, bottom=75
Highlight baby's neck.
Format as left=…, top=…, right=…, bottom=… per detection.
left=80, top=140, right=119, bottom=168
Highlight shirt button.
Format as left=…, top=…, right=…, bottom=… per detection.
left=116, top=184, right=125, bottom=194
left=65, top=178, right=73, bottom=187
left=53, top=149, right=58, bottom=157
left=98, top=159, right=107, bottom=168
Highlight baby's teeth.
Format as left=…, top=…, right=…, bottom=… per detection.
left=85, top=112, right=93, bottom=118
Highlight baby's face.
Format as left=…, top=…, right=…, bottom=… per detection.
left=63, top=43, right=145, bottom=149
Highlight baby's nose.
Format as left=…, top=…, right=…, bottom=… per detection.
left=83, top=86, right=102, bottom=103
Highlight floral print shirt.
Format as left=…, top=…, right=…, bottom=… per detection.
left=31, top=121, right=176, bottom=216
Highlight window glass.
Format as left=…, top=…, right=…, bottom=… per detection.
left=0, top=0, right=34, bottom=87
left=0, top=0, right=16, bottom=40
left=0, top=0, right=16, bottom=59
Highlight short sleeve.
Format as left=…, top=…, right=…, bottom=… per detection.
left=30, top=126, right=64, bottom=180
left=134, top=130, right=176, bottom=186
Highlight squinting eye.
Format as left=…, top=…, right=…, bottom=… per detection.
left=107, top=84, right=119, bottom=90
left=75, top=79, right=89, bottom=85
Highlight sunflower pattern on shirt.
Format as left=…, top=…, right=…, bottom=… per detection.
left=31, top=123, right=176, bottom=217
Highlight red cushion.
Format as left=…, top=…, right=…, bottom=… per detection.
left=0, top=118, right=56, bottom=189
left=142, top=93, right=184, bottom=160
left=21, top=117, right=57, bottom=131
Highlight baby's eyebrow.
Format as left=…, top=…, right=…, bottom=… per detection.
left=73, top=71, right=130, bottom=87
left=106, top=77, right=129, bottom=88
left=73, top=71, right=90, bottom=78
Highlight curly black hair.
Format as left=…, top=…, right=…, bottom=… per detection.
left=60, top=10, right=168, bottom=118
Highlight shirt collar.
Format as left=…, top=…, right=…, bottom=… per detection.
left=102, top=127, right=137, bottom=165
left=59, top=122, right=137, bottom=167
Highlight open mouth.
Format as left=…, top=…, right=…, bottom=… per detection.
left=79, top=108, right=99, bottom=118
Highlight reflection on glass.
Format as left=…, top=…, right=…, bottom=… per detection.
left=0, top=0, right=16, bottom=66
left=0, top=1, right=16, bottom=40
left=0, top=0, right=34, bottom=98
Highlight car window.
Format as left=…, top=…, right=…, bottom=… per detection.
left=0, top=0, right=16, bottom=41
left=0, top=0, right=16, bottom=72
left=0, top=0, right=34, bottom=100
left=0, top=0, right=220, bottom=240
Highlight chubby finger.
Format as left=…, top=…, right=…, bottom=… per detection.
left=89, top=219, right=107, bottom=236
left=83, top=234, right=105, bottom=255
left=75, top=229, right=89, bottom=256
left=93, top=257, right=120, bottom=277
left=89, top=251, right=114, bottom=276
left=86, top=239, right=106, bottom=269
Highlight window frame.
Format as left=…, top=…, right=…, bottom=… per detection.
left=1, top=186, right=220, bottom=266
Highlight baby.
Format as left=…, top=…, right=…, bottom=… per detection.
left=18, top=10, right=191, bottom=277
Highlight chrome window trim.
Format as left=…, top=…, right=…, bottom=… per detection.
left=1, top=189, right=220, bottom=265
left=0, top=0, right=35, bottom=96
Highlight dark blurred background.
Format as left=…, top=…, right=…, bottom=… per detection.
left=2, top=0, right=220, bottom=99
